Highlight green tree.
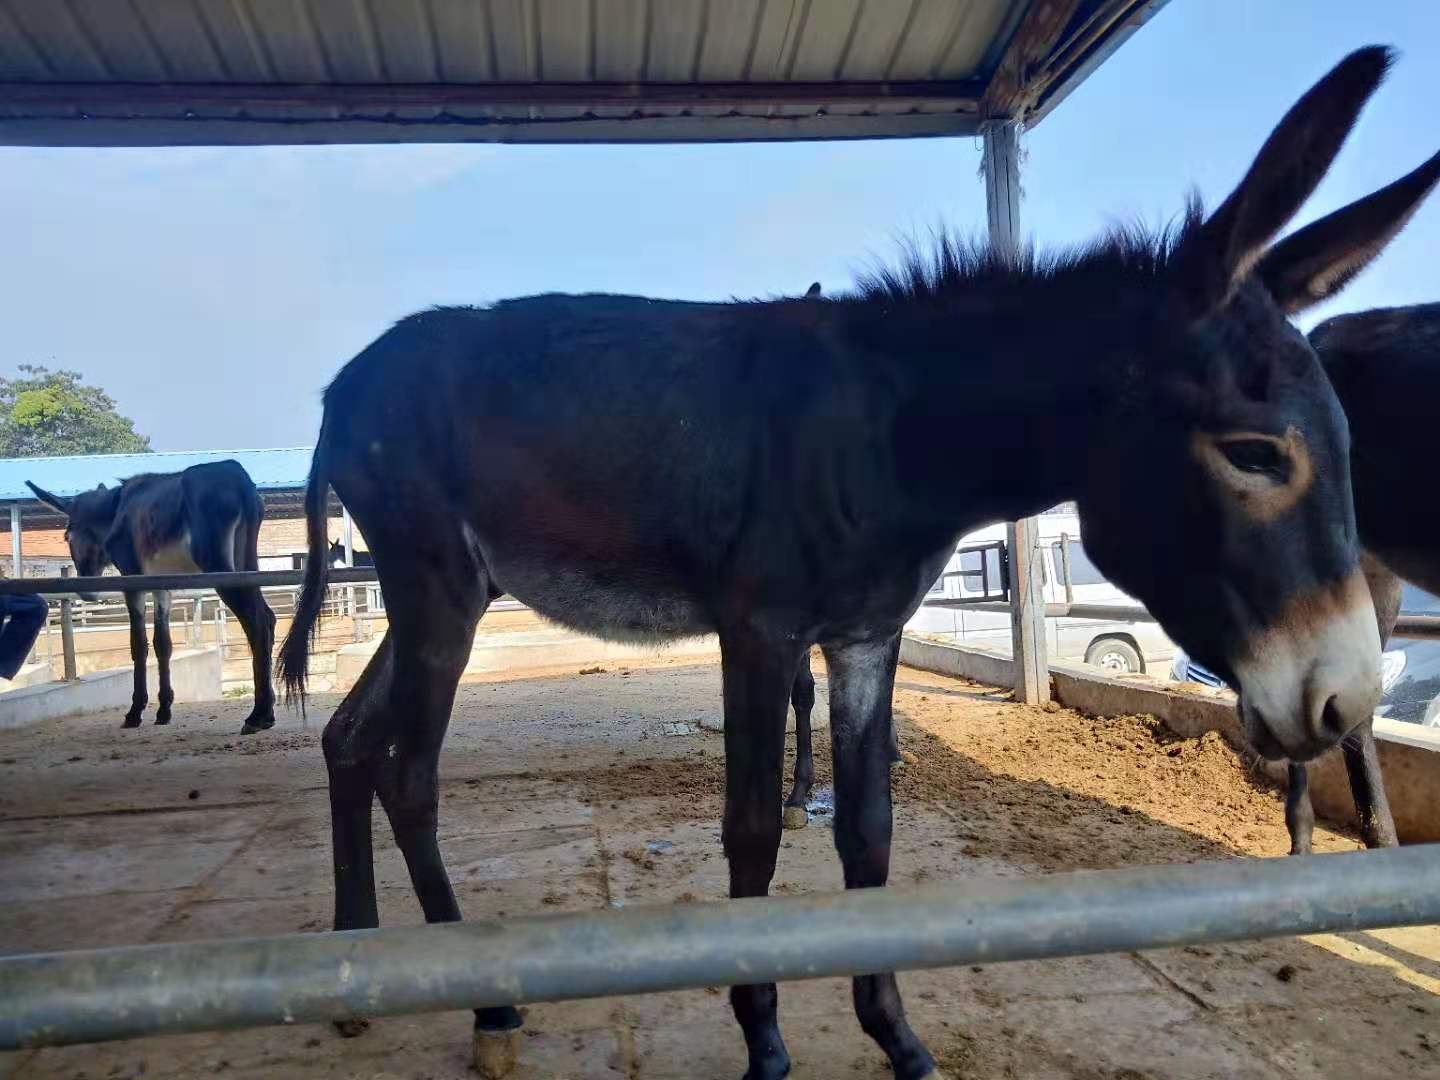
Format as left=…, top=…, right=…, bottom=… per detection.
left=0, top=365, right=151, bottom=457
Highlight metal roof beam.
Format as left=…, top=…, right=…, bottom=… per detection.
left=0, top=79, right=985, bottom=114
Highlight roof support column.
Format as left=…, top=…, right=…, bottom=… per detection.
left=984, top=122, right=1050, bottom=705
left=343, top=507, right=361, bottom=642
left=10, top=503, right=21, bottom=579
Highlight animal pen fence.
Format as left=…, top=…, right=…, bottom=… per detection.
left=1, top=0, right=1437, bottom=1060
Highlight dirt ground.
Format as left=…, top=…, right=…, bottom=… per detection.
left=1, top=657, right=1437, bottom=1079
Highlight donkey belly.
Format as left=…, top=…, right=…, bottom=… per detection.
left=142, top=521, right=240, bottom=575
left=485, top=555, right=714, bottom=644
left=142, top=533, right=203, bottom=575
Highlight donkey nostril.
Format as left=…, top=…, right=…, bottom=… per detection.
left=1319, top=694, right=1347, bottom=737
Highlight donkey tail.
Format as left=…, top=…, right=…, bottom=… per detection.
left=278, top=436, right=332, bottom=706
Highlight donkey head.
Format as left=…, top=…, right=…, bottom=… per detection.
left=26, top=481, right=121, bottom=598
left=1078, top=46, right=1438, bottom=761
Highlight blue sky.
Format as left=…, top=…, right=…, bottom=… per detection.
left=4, top=1, right=1438, bottom=451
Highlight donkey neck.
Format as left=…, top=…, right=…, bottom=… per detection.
left=865, top=288, right=1118, bottom=535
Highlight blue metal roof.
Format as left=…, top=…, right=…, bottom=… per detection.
left=0, top=448, right=314, bottom=503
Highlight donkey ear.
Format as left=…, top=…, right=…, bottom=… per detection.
left=1258, top=150, right=1440, bottom=314
left=1173, top=46, right=1393, bottom=318
left=25, top=481, right=72, bottom=517
left=805, top=282, right=822, bottom=298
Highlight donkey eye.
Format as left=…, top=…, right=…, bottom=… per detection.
left=1218, top=439, right=1290, bottom=480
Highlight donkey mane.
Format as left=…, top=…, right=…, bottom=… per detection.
left=851, top=202, right=1203, bottom=306
left=367, top=210, right=1202, bottom=327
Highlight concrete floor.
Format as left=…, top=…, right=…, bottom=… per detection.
left=0, top=658, right=1437, bottom=1079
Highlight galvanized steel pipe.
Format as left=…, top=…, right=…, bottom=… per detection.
left=0, top=567, right=378, bottom=595
left=3, top=845, right=1438, bottom=1050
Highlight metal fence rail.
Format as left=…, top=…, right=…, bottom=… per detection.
left=0, top=569, right=386, bottom=681
left=0, top=568, right=379, bottom=595
left=3, top=844, right=1438, bottom=1050
left=928, top=598, right=1440, bottom=641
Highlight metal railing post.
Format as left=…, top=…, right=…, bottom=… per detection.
left=343, top=508, right=362, bottom=642
left=9, top=503, right=20, bottom=579
left=58, top=567, right=77, bottom=682
left=1059, top=531, right=1074, bottom=605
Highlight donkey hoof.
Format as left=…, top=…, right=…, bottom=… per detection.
left=154, top=715, right=172, bottom=726
left=473, top=1027, right=520, bottom=1079
left=121, top=716, right=143, bottom=729
left=782, top=805, right=809, bottom=831
left=332, top=1017, right=370, bottom=1038
left=741, top=1056, right=792, bottom=1080
left=239, top=719, right=273, bottom=735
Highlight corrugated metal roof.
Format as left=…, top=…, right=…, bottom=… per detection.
left=0, top=1, right=1168, bottom=146
left=0, top=447, right=313, bottom=503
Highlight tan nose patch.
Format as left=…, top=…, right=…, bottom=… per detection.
left=1238, top=567, right=1370, bottom=668
left=1193, top=426, right=1314, bottom=523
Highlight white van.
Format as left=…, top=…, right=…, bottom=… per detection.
left=904, top=510, right=1176, bottom=674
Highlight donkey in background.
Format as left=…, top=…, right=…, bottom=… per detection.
left=28, top=460, right=277, bottom=734
left=1282, top=300, right=1440, bottom=854
left=280, top=49, right=1427, bottom=1080
left=328, top=538, right=375, bottom=568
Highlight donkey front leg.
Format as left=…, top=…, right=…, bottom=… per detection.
left=122, top=591, right=149, bottom=728
left=1284, top=762, right=1315, bottom=856
left=152, top=591, right=174, bottom=725
left=782, top=651, right=817, bottom=831
left=1342, top=725, right=1398, bottom=849
left=823, top=634, right=941, bottom=1080
left=721, top=628, right=806, bottom=1080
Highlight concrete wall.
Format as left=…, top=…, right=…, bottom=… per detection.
left=0, top=647, right=223, bottom=730
left=898, top=633, right=1440, bottom=844
left=336, top=625, right=723, bottom=691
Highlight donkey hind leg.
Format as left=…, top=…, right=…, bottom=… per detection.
left=232, top=505, right=277, bottom=731
left=1342, top=725, right=1398, bottom=849
left=326, top=552, right=519, bottom=1073
left=721, top=628, right=807, bottom=1080
left=1284, top=763, right=1315, bottom=856
left=782, top=650, right=817, bottom=831
left=153, top=591, right=175, bottom=725
left=218, top=585, right=277, bottom=734
left=121, top=591, right=149, bottom=728
left=190, top=511, right=275, bottom=735
left=824, top=634, right=941, bottom=1080
left=321, top=630, right=393, bottom=1038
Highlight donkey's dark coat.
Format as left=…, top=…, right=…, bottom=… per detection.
left=27, top=461, right=277, bottom=733
left=1283, top=301, right=1440, bottom=854
left=280, top=49, right=1426, bottom=1080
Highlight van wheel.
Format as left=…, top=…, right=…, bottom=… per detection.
left=1086, top=638, right=1142, bottom=674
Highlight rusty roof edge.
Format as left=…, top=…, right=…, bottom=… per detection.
left=1014, top=0, right=1174, bottom=127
